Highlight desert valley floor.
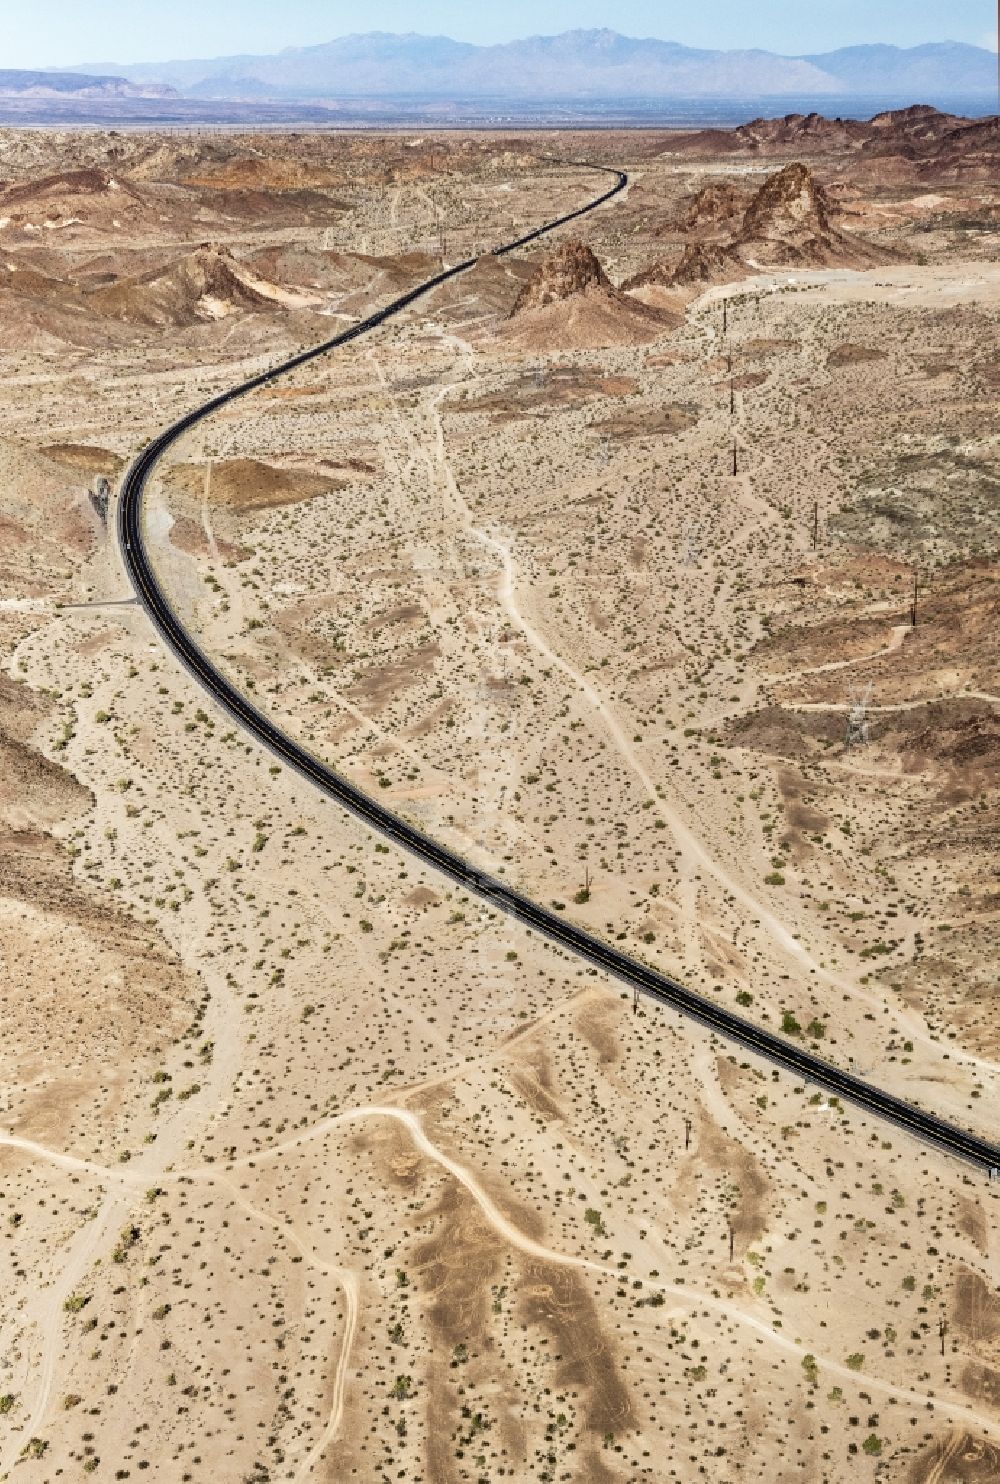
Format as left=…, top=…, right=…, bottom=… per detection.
left=0, top=114, right=998, bottom=1482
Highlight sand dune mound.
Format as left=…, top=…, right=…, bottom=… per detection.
left=41, top=443, right=124, bottom=476
left=431, top=252, right=535, bottom=319
left=499, top=242, right=678, bottom=350
left=163, top=458, right=342, bottom=511
left=86, top=245, right=274, bottom=327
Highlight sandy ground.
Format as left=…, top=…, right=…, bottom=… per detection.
left=0, top=127, right=997, bottom=1483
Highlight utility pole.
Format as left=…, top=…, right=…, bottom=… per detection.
left=633, top=984, right=639, bottom=1014
left=939, top=1315, right=948, bottom=1356
left=727, top=1218, right=735, bottom=1262
left=723, top=298, right=728, bottom=337
left=846, top=685, right=873, bottom=748
left=731, top=438, right=738, bottom=477
left=684, top=1117, right=692, bottom=1151
left=911, top=570, right=919, bottom=628
left=812, top=500, right=819, bottom=550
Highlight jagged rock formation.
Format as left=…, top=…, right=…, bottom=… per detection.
left=740, top=161, right=832, bottom=239
left=628, top=242, right=747, bottom=292
left=737, top=161, right=894, bottom=267
left=500, top=241, right=679, bottom=350
left=630, top=160, right=896, bottom=296
left=666, top=180, right=749, bottom=237
left=510, top=241, right=610, bottom=313
left=673, top=106, right=999, bottom=184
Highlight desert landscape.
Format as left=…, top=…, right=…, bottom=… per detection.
left=0, top=107, right=998, bottom=1482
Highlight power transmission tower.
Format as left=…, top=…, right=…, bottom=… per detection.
left=845, top=684, right=873, bottom=748
left=683, top=521, right=702, bottom=568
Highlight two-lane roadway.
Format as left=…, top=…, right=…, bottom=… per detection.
left=117, top=160, right=1000, bottom=1176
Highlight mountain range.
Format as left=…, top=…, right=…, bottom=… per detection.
left=0, top=68, right=175, bottom=99
left=62, top=31, right=997, bottom=102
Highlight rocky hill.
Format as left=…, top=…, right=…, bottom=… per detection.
left=634, top=242, right=749, bottom=292
left=736, top=160, right=893, bottom=267
left=674, top=105, right=999, bottom=183
left=631, top=160, right=897, bottom=295
left=500, top=241, right=679, bottom=350
left=85, top=245, right=273, bottom=327
left=667, top=181, right=749, bottom=238
left=510, top=241, right=610, bottom=314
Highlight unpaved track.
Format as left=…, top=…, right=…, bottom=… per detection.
left=3, top=1108, right=998, bottom=1451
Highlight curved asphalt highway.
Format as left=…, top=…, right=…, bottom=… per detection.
left=117, top=160, right=1000, bottom=1174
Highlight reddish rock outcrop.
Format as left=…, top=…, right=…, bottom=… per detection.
left=510, top=241, right=610, bottom=313
left=737, top=161, right=895, bottom=267
left=501, top=241, right=679, bottom=350
left=628, top=242, right=746, bottom=292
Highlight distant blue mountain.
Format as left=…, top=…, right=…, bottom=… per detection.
left=68, top=30, right=997, bottom=102
left=0, top=67, right=175, bottom=98
left=804, top=42, right=995, bottom=94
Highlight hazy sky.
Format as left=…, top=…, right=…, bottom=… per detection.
left=9, top=0, right=997, bottom=69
